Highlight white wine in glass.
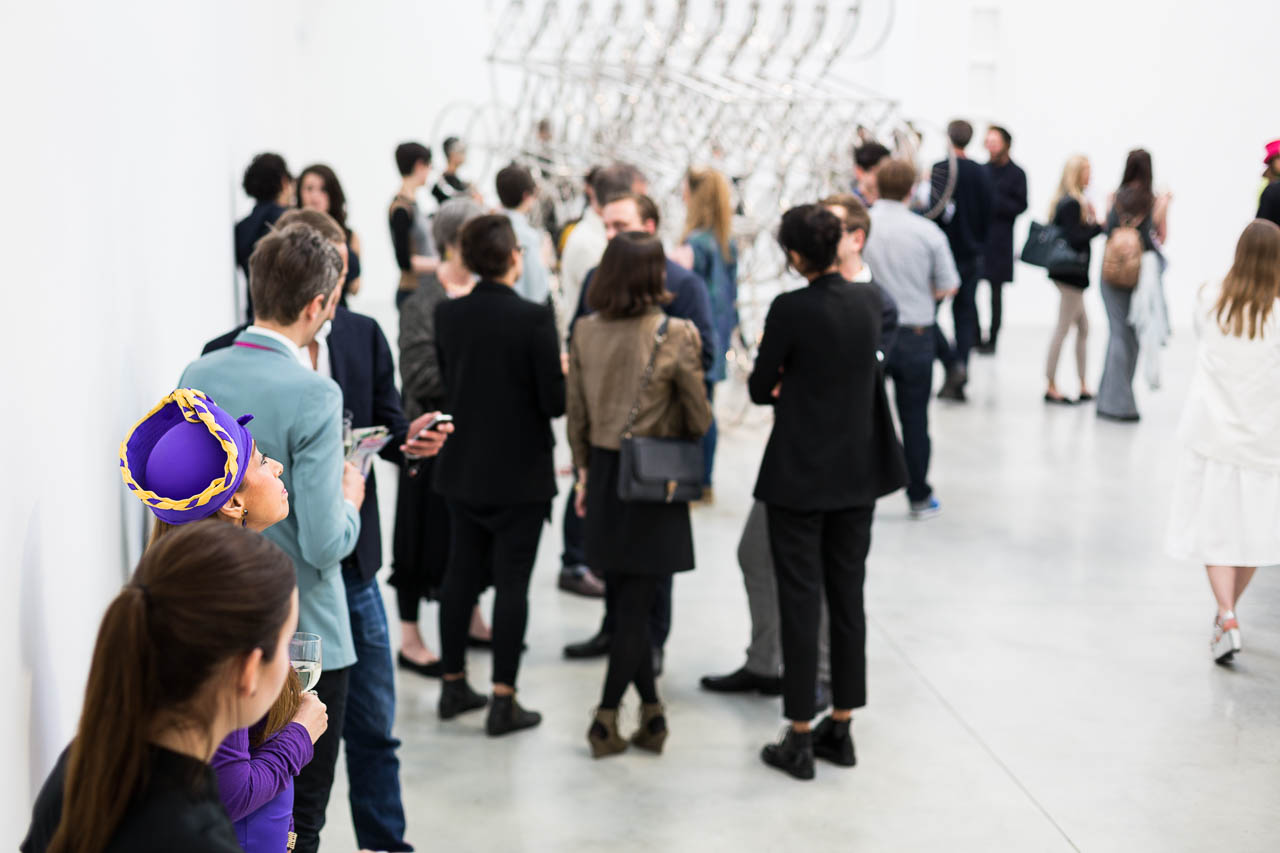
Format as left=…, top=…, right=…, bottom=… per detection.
left=290, top=632, right=322, bottom=693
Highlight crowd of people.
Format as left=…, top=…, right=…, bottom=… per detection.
left=22, top=124, right=1280, bottom=851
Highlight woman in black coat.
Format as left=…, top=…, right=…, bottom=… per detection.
left=1045, top=155, right=1104, bottom=404
left=748, top=205, right=907, bottom=781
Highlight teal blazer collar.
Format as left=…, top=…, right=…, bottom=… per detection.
left=234, top=328, right=301, bottom=361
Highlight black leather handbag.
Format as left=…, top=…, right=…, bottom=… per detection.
left=1022, top=221, right=1088, bottom=280
left=616, top=317, right=705, bottom=504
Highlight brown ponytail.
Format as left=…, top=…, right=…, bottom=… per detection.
left=48, top=524, right=296, bottom=853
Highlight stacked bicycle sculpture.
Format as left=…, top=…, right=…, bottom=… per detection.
left=436, top=0, right=947, bottom=423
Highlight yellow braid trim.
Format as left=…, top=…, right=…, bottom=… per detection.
left=118, top=389, right=242, bottom=512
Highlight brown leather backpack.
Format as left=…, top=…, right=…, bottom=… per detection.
left=1101, top=214, right=1144, bottom=288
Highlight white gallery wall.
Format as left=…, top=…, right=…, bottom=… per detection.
left=1, top=0, right=1275, bottom=832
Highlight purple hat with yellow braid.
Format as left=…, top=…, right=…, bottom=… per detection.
left=119, top=389, right=256, bottom=524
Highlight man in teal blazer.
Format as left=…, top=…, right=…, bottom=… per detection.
left=180, top=222, right=362, bottom=853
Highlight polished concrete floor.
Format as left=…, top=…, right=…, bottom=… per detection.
left=323, top=327, right=1280, bottom=852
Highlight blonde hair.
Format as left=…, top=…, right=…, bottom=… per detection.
left=1048, top=155, right=1091, bottom=223
left=1216, top=219, right=1280, bottom=340
left=682, top=166, right=734, bottom=260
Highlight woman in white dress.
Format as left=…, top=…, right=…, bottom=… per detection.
left=1167, top=219, right=1280, bottom=664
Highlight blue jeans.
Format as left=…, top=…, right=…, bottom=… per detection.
left=342, top=578, right=412, bottom=852
left=886, top=328, right=935, bottom=503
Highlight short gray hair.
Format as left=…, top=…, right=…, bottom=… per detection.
left=433, top=197, right=485, bottom=251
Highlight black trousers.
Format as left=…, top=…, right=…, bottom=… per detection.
left=601, top=573, right=672, bottom=649
left=293, top=664, right=351, bottom=853
left=561, top=468, right=586, bottom=569
left=600, top=574, right=662, bottom=709
left=766, top=504, right=873, bottom=722
left=439, top=501, right=547, bottom=686
left=986, top=279, right=1007, bottom=343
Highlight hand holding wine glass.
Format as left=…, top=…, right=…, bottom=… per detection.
left=292, top=691, right=328, bottom=744
left=290, top=632, right=322, bottom=694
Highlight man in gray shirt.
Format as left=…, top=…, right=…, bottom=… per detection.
left=862, top=158, right=959, bottom=519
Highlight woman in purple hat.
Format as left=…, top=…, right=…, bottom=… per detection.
left=118, top=388, right=327, bottom=853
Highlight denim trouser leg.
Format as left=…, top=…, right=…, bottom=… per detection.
left=887, top=329, right=935, bottom=503
left=343, top=578, right=411, bottom=852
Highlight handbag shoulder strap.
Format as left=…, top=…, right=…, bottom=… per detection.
left=620, top=315, right=671, bottom=440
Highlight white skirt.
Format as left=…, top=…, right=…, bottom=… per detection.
left=1166, top=449, right=1280, bottom=566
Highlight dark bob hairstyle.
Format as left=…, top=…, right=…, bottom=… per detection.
left=777, top=204, right=843, bottom=275
left=587, top=231, right=672, bottom=319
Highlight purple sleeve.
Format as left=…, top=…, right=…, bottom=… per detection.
left=211, top=723, right=315, bottom=821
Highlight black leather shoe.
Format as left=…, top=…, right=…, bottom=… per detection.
left=938, top=365, right=968, bottom=401
left=486, top=694, right=542, bottom=736
left=559, top=566, right=605, bottom=598
left=761, top=727, right=815, bottom=780
left=652, top=646, right=664, bottom=678
left=700, top=666, right=783, bottom=695
left=812, top=715, right=856, bottom=767
left=397, top=652, right=442, bottom=679
left=563, top=631, right=611, bottom=659
left=438, top=678, right=488, bottom=720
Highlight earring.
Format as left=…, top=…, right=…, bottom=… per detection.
left=241, top=508, right=248, bottom=528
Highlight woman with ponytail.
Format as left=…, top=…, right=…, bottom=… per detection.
left=24, top=390, right=324, bottom=852
left=23, top=522, right=300, bottom=852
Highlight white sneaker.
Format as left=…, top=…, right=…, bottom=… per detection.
left=1211, top=612, right=1242, bottom=664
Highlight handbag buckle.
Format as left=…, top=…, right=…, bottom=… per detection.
left=665, top=480, right=677, bottom=503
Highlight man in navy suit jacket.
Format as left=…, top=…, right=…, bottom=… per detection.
left=560, top=192, right=715, bottom=674
left=204, top=210, right=445, bottom=852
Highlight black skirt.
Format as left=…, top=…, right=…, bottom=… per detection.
left=585, top=446, right=695, bottom=576
left=390, top=458, right=452, bottom=601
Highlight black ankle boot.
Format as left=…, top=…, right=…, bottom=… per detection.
left=486, top=694, right=542, bottom=737
left=812, top=715, right=856, bottom=767
left=438, top=678, right=488, bottom=720
left=761, top=727, right=815, bottom=780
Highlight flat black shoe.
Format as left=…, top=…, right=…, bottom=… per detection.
left=700, top=666, right=783, bottom=695
left=812, top=715, right=856, bottom=767
left=1044, top=393, right=1075, bottom=406
left=1078, top=392, right=1095, bottom=402
left=761, top=727, right=814, bottom=780
left=651, top=646, right=665, bottom=679
left=486, top=694, right=542, bottom=736
left=397, top=652, right=442, bottom=679
left=563, top=631, right=612, bottom=659
left=438, top=678, right=488, bottom=720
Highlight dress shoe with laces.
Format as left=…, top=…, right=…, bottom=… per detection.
left=558, top=565, right=605, bottom=598
left=761, top=727, right=814, bottom=780
left=812, top=715, right=856, bottom=767
left=486, top=694, right=542, bottom=737
left=700, top=666, right=783, bottom=695
left=438, top=678, right=488, bottom=720
left=563, top=630, right=612, bottom=659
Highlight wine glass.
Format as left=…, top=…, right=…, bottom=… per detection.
left=290, top=632, right=322, bottom=694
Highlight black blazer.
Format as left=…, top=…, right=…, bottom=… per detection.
left=1051, top=198, right=1103, bottom=289
left=202, top=308, right=410, bottom=584
left=749, top=273, right=907, bottom=511
left=433, top=280, right=565, bottom=505
left=982, top=159, right=1028, bottom=284
left=931, top=157, right=993, bottom=263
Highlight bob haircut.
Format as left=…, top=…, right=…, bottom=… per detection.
left=587, top=231, right=672, bottom=319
